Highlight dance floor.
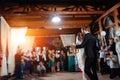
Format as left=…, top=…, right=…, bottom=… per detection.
left=8, top=72, right=120, bottom=80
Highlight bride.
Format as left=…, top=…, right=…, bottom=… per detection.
left=76, top=32, right=88, bottom=80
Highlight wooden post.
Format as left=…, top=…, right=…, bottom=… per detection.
left=113, top=9, right=119, bottom=29
left=98, top=20, right=107, bottom=46
left=98, top=20, right=104, bottom=45
left=98, top=20, right=103, bottom=32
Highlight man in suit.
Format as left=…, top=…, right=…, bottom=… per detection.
left=74, top=26, right=98, bottom=80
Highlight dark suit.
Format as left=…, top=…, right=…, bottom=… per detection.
left=76, top=33, right=98, bottom=80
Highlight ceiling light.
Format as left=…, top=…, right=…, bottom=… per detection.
left=51, top=16, right=61, bottom=23
left=58, top=27, right=62, bottom=30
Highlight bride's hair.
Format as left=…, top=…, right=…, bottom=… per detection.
left=81, top=26, right=89, bottom=31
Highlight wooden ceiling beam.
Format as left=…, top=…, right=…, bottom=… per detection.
left=8, top=23, right=90, bottom=29
left=7, top=20, right=91, bottom=28
left=1, top=11, right=104, bottom=15
left=26, top=28, right=81, bottom=36
left=5, top=16, right=92, bottom=21
left=3, top=14, right=91, bottom=17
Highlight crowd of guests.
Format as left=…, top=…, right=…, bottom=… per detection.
left=14, top=46, right=79, bottom=79
left=98, top=37, right=120, bottom=79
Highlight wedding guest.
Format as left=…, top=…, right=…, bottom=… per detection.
left=14, top=46, right=24, bottom=79
left=24, top=50, right=33, bottom=75
left=55, top=50, right=60, bottom=72
left=67, top=47, right=75, bottom=72
left=48, top=49, right=56, bottom=73
left=60, top=50, right=66, bottom=71
left=99, top=45, right=106, bottom=75
left=107, top=48, right=119, bottom=79
left=37, top=61, right=46, bottom=76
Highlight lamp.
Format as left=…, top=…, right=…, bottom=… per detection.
left=51, top=15, right=61, bottom=23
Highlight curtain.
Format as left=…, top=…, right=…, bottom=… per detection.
left=60, top=34, right=76, bottom=47
left=0, top=16, right=9, bottom=76
left=8, top=27, right=27, bottom=74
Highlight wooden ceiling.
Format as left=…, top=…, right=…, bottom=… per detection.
left=0, top=0, right=119, bottom=37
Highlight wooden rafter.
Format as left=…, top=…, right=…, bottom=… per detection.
left=96, top=2, right=120, bottom=22
left=1, top=11, right=104, bottom=16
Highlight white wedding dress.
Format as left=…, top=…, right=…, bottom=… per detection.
left=76, top=36, right=87, bottom=80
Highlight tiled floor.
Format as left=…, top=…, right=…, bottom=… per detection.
left=8, top=72, right=120, bottom=80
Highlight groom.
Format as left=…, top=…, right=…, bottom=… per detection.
left=74, top=26, right=98, bottom=80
